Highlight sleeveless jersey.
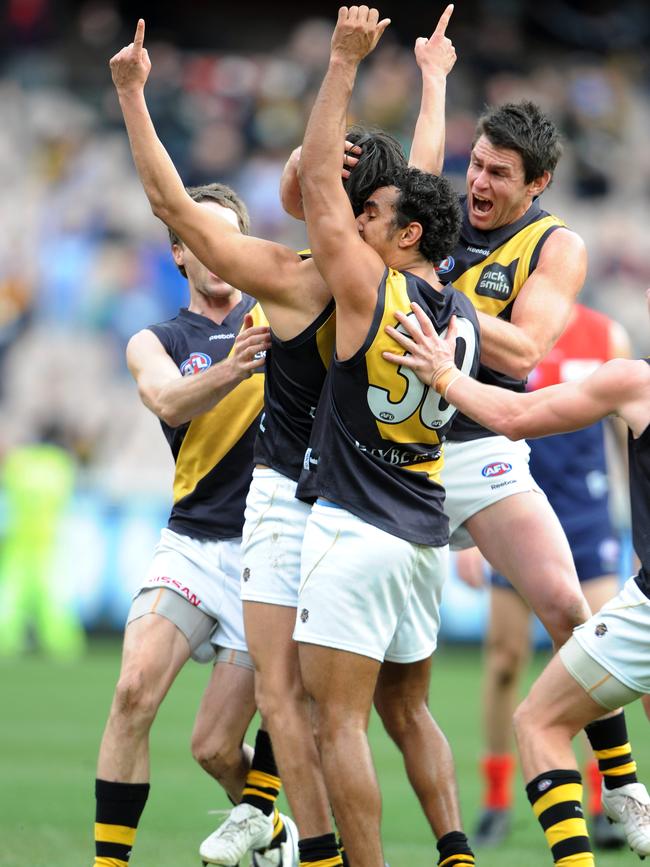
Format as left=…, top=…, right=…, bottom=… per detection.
left=148, top=298, right=266, bottom=541
left=526, top=305, right=613, bottom=537
left=438, top=196, right=566, bottom=442
left=254, top=299, right=336, bottom=481
left=297, top=268, right=480, bottom=545
left=630, top=359, right=650, bottom=597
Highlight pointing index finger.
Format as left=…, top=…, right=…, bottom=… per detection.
left=133, top=18, right=145, bottom=54
left=432, top=4, right=454, bottom=37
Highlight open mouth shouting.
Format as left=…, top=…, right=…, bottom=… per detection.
left=471, top=193, right=493, bottom=217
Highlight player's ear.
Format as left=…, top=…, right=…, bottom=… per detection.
left=398, top=221, right=423, bottom=250
left=171, top=243, right=185, bottom=268
left=529, top=170, right=551, bottom=197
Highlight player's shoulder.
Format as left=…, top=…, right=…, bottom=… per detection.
left=538, top=223, right=585, bottom=259
left=444, top=282, right=479, bottom=322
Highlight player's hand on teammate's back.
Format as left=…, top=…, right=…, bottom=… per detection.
left=414, top=4, right=456, bottom=77
left=330, top=6, right=391, bottom=64
left=229, top=315, right=271, bottom=381
left=110, top=18, right=151, bottom=94
left=382, top=302, right=459, bottom=388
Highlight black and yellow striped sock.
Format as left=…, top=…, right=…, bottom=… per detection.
left=242, top=729, right=281, bottom=815
left=242, top=728, right=286, bottom=847
left=94, top=779, right=149, bottom=866
left=337, top=834, right=349, bottom=867
left=298, top=832, right=343, bottom=867
left=436, top=830, right=475, bottom=866
left=526, top=769, right=594, bottom=866
left=585, top=713, right=638, bottom=790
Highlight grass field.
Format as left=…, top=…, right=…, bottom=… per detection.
left=2, top=639, right=648, bottom=867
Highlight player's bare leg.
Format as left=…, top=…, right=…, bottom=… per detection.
left=464, top=492, right=589, bottom=645
left=93, top=614, right=191, bottom=866
left=97, top=614, right=191, bottom=782
left=516, top=648, right=650, bottom=862
left=244, top=600, right=333, bottom=838
left=581, top=575, right=627, bottom=848
left=299, top=643, right=383, bottom=867
left=191, top=659, right=256, bottom=802
left=375, top=658, right=476, bottom=865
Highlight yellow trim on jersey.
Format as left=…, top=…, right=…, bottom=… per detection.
left=173, top=304, right=267, bottom=504
left=454, top=215, right=565, bottom=317
left=94, top=823, right=136, bottom=845
left=316, top=308, right=336, bottom=369
left=402, top=454, right=444, bottom=486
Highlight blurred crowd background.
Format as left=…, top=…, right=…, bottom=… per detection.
left=0, top=0, right=649, bottom=649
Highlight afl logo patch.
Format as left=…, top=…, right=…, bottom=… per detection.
left=481, top=461, right=512, bottom=478
left=594, top=623, right=608, bottom=637
left=435, top=255, right=455, bottom=275
left=300, top=608, right=309, bottom=623
left=180, top=352, right=212, bottom=376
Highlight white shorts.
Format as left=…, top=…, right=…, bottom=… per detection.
left=294, top=501, right=448, bottom=663
left=442, top=436, right=545, bottom=550
left=136, top=528, right=247, bottom=660
left=241, top=467, right=311, bottom=607
left=560, top=577, right=650, bottom=703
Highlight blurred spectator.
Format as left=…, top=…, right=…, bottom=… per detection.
left=0, top=0, right=647, bottom=548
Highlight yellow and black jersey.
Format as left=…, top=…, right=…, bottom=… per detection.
left=630, top=359, right=650, bottom=598
left=438, top=196, right=566, bottom=442
left=148, top=297, right=266, bottom=541
left=297, top=268, right=480, bottom=545
left=254, top=299, right=335, bottom=481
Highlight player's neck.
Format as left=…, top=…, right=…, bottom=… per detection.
left=188, top=289, right=243, bottom=325
left=396, top=256, right=442, bottom=291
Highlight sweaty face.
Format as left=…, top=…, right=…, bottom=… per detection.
left=174, top=202, right=241, bottom=299
left=466, top=135, right=536, bottom=231
left=356, top=185, right=402, bottom=262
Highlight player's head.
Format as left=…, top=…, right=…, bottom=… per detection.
left=169, top=182, right=250, bottom=277
left=344, top=126, right=408, bottom=216
left=357, top=166, right=461, bottom=266
left=466, top=100, right=562, bottom=231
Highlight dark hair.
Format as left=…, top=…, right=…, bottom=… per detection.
left=169, top=182, right=250, bottom=278
left=344, top=125, right=407, bottom=216
left=473, top=100, right=562, bottom=183
left=382, top=166, right=462, bottom=265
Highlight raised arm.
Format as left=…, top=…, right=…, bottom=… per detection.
left=298, top=7, right=390, bottom=353
left=408, top=4, right=456, bottom=174
left=110, top=20, right=317, bottom=308
left=477, top=227, right=587, bottom=379
left=127, top=315, right=269, bottom=428
left=280, top=141, right=361, bottom=221
left=382, top=302, right=650, bottom=440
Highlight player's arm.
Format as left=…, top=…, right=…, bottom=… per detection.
left=476, top=228, right=587, bottom=380
left=408, top=4, right=456, bottom=174
left=127, top=316, right=270, bottom=427
left=110, top=21, right=314, bottom=306
left=383, top=302, right=649, bottom=439
left=298, top=7, right=390, bottom=356
left=280, top=142, right=361, bottom=221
